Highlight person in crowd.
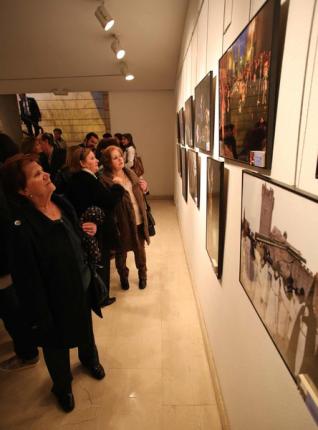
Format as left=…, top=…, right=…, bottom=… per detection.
left=65, top=147, right=125, bottom=305
left=100, top=145, right=149, bottom=290
left=114, top=133, right=123, bottom=147
left=0, top=134, right=39, bottom=371
left=53, top=128, right=67, bottom=150
left=95, top=137, right=120, bottom=161
left=80, top=132, right=99, bottom=151
left=39, top=132, right=66, bottom=184
left=121, top=133, right=136, bottom=169
left=103, top=132, right=112, bottom=139
left=1, top=153, right=105, bottom=412
left=54, top=145, right=79, bottom=194
left=21, top=135, right=43, bottom=156
left=18, top=94, right=42, bottom=137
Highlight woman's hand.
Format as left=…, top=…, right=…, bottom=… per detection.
left=82, top=222, right=97, bottom=236
left=139, top=178, right=148, bottom=193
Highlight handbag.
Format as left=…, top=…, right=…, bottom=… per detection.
left=132, top=154, right=144, bottom=177
left=89, top=267, right=107, bottom=318
left=144, top=196, right=156, bottom=236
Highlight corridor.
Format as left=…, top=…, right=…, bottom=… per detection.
left=0, top=200, right=222, bottom=430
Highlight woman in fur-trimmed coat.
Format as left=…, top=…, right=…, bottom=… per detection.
left=100, top=145, right=150, bottom=290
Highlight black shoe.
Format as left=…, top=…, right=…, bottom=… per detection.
left=121, top=279, right=130, bottom=290
left=52, top=388, right=75, bottom=413
left=87, top=363, right=105, bottom=380
left=101, top=296, right=116, bottom=307
left=139, top=279, right=147, bottom=289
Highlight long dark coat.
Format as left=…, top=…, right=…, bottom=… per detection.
left=7, top=193, right=99, bottom=348
left=65, top=169, right=124, bottom=249
left=100, top=168, right=150, bottom=252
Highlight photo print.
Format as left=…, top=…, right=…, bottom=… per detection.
left=188, top=149, right=200, bottom=207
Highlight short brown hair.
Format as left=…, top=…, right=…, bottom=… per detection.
left=1, top=153, right=37, bottom=196
left=100, top=145, right=123, bottom=174
left=69, top=146, right=91, bottom=173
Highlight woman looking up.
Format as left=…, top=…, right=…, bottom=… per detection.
left=100, top=146, right=149, bottom=290
left=1, top=154, right=105, bottom=413
left=121, top=133, right=136, bottom=169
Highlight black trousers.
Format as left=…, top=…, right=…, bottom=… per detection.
left=0, top=284, right=39, bottom=360
left=96, top=245, right=111, bottom=299
left=23, top=120, right=41, bottom=137
left=42, top=294, right=99, bottom=393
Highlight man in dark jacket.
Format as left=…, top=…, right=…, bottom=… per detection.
left=18, top=94, right=42, bottom=136
left=39, top=132, right=66, bottom=184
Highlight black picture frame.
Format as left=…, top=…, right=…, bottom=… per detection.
left=188, top=148, right=200, bottom=208
left=240, top=169, right=318, bottom=404
left=206, top=157, right=225, bottom=278
left=195, top=71, right=214, bottom=154
left=181, top=146, right=188, bottom=202
left=185, top=96, right=195, bottom=148
left=176, top=144, right=182, bottom=176
left=219, top=0, right=280, bottom=169
left=178, top=108, right=185, bottom=145
left=176, top=113, right=181, bottom=143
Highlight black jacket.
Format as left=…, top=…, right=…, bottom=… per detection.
left=0, top=185, right=10, bottom=277
left=19, top=97, right=41, bottom=122
left=7, top=193, right=100, bottom=348
left=39, top=148, right=66, bottom=184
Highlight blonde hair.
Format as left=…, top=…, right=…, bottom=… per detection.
left=100, top=145, right=124, bottom=174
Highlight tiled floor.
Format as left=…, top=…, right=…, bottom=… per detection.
left=0, top=200, right=222, bottom=430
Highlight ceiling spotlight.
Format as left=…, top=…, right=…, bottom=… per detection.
left=119, top=61, right=135, bottom=81
left=95, top=3, right=114, bottom=31
left=111, top=35, right=126, bottom=60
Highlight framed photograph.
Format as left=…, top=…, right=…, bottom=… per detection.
left=240, top=170, right=318, bottom=403
left=178, top=108, right=185, bottom=145
left=185, top=96, right=195, bottom=147
left=176, top=113, right=181, bottom=143
left=206, top=158, right=225, bottom=278
left=188, top=149, right=200, bottom=208
left=176, top=144, right=182, bottom=176
left=181, top=146, right=188, bottom=202
left=195, top=71, right=214, bottom=154
left=219, top=0, right=280, bottom=168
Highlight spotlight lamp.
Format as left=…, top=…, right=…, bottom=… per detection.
left=119, top=61, right=135, bottom=81
left=95, top=3, right=114, bottom=31
left=111, top=35, right=126, bottom=60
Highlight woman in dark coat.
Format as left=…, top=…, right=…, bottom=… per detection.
left=65, top=147, right=124, bottom=305
left=1, top=154, right=105, bottom=413
left=100, top=145, right=149, bottom=290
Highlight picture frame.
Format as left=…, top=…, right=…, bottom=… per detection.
left=206, top=157, right=225, bottom=278
left=219, top=0, right=280, bottom=168
left=176, top=144, right=182, bottom=176
left=176, top=113, right=181, bottom=143
left=185, top=96, right=195, bottom=148
left=181, top=146, right=188, bottom=202
left=178, top=108, right=185, bottom=145
left=240, top=170, right=318, bottom=411
left=188, top=148, right=200, bottom=208
left=195, top=71, right=214, bottom=154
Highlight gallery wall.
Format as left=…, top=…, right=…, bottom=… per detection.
left=0, top=95, right=22, bottom=144
left=109, top=91, right=175, bottom=197
left=175, top=1, right=318, bottom=429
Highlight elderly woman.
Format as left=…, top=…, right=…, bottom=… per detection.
left=100, top=145, right=149, bottom=290
left=1, top=154, right=105, bottom=413
left=65, top=147, right=124, bottom=305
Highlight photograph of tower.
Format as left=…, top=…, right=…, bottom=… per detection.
left=240, top=171, right=318, bottom=392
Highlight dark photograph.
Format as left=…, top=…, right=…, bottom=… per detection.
left=195, top=71, right=213, bottom=154
left=188, top=149, right=200, bottom=207
left=206, top=158, right=225, bottom=278
left=185, top=96, right=195, bottom=148
left=181, top=146, right=188, bottom=202
left=178, top=108, right=185, bottom=145
left=219, top=0, right=280, bottom=168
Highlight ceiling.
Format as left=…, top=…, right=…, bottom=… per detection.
left=0, top=0, right=188, bottom=94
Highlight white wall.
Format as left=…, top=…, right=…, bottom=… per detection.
left=109, top=91, right=175, bottom=197
left=175, top=0, right=318, bottom=429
